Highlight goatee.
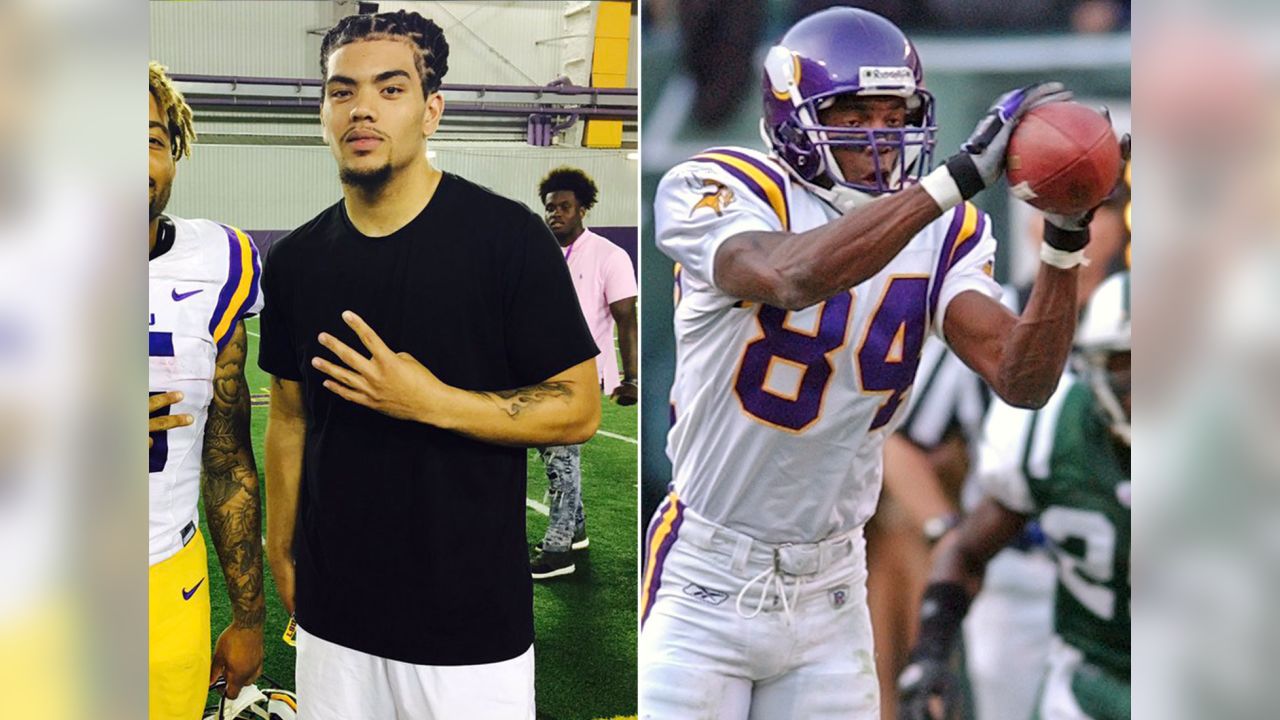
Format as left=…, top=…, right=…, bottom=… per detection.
left=340, top=163, right=393, bottom=192
left=149, top=182, right=170, bottom=221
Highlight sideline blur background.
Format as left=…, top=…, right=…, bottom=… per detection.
left=0, top=0, right=145, bottom=718
left=1133, top=2, right=1280, bottom=719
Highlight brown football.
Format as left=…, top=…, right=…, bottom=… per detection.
left=1006, top=101, right=1122, bottom=215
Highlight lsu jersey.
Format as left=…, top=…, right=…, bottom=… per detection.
left=148, top=216, right=262, bottom=566
left=654, top=146, right=1001, bottom=543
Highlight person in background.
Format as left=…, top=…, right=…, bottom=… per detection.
left=531, top=167, right=638, bottom=580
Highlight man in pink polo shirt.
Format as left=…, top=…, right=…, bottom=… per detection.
left=531, top=167, right=638, bottom=579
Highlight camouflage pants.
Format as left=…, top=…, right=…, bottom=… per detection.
left=538, top=444, right=585, bottom=552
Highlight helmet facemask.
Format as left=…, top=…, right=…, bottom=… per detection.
left=804, top=90, right=936, bottom=194
left=1074, top=272, right=1132, bottom=446
left=764, top=45, right=937, bottom=198
left=1075, top=349, right=1131, bottom=446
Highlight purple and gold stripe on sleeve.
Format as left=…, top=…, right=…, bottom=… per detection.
left=640, top=492, right=685, bottom=627
left=209, top=225, right=261, bottom=354
left=690, top=148, right=791, bottom=231
left=927, top=202, right=985, bottom=320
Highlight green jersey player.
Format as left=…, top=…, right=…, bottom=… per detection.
left=898, top=271, right=1131, bottom=720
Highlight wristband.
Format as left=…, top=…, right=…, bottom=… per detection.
left=1042, top=222, right=1090, bottom=252
left=919, top=165, right=964, bottom=211
left=911, top=582, right=972, bottom=661
left=1040, top=243, right=1090, bottom=270
left=943, top=155, right=986, bottom=201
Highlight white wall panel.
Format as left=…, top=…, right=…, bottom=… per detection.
left=152, top=1, right=634, bottom=88
left=150, top=1, right=336, bottom=78
left=381, top=2, right=577, bottom=85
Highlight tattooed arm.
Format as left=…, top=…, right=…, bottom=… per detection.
left=444, top=357, right=601, bottom=446
left=202, top=320, right=264, bottom=697
left=311, top=311, right=600, bottom=446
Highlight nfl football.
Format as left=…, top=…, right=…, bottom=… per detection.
left=1006, top=102, right=1122, bottom=215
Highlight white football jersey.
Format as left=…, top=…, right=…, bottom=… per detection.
left=148, top=216, right=262, bottom=566
left=655, top=146, right=1001, bottom=543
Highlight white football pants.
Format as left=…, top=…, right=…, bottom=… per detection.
left=640, top=498, right=880, bottom=719
left=962, top=547, right=1057, bottom=720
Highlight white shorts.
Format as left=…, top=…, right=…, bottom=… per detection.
left=962, top=547, right=1056, bottom=720
left=639, top=496, right=879, bottom=720
left=295, top=625, right=535, bottom=720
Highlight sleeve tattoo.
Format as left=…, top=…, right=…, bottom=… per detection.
left=485, top=381, right=574, bottom=418
left=202, top=322, right=266, bottom=627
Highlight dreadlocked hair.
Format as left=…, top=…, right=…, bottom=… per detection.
left=539, top=167, right=599, bottom=211
left=149, top=61, right=195, bottom=161
left=321, top=10, right=450, bottom=96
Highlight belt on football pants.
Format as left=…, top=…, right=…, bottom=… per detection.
left=674, top=505, right=860, bottom=577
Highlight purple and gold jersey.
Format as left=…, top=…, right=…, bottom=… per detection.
left=148, top=216, right=261, bottom=566
left=654, top=146, right=1001, bottom=543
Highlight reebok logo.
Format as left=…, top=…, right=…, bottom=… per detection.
left=182, top=578, right=204, bottom=600
left=683, top=583, right=729, bottom=606
left=859, top=66, right=915, bottom=90
left=172, top=288, right=203, bottom=302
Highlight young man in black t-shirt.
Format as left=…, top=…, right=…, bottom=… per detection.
left=258, top=11, right=600, bottom=718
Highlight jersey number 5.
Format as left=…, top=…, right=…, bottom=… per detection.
left=149, top=330, right=174, bottom=473
left=734, top=276, right=928, bottom=432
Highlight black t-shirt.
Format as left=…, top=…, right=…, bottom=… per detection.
left=257, top=173, right=598, bottom=664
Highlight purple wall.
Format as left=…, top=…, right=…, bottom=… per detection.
left=249, top=225, right=638, bottom=279
left=589, top=226, right=638, bottom=278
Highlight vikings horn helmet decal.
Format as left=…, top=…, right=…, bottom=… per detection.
left=761, top=7, right=937, bottom=196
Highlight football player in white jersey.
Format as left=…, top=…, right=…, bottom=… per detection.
left=148, top=62, right=265, bottom=719
left=639, top=7, right=1128, bottom=718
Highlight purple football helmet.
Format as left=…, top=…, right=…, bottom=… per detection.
left=762, top=7, right=937, bottom=195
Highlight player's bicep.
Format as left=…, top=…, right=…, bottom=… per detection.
left=711, top=230, right=800, bottom=306
left=209, top=320, right=249, bottom=407
left=204, top=321, right=255, bottom=467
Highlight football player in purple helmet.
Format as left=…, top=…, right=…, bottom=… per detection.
left=642, top=6, right=1128, bottom=719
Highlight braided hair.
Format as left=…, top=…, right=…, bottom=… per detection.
left=149, top=61, right=195, bottom=161
left=320, top=10, right=450, bottom=97
left=539, top=167, right=599, bottom=211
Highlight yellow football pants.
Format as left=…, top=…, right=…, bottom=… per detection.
left=149, top=530, right=210, bottom=720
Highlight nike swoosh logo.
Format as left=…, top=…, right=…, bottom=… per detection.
left=182, top=578, right=204, bottom=600
left=172, top=288, right=203, bottom=302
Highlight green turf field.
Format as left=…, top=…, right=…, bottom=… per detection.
left=200, top=316, right=637, bottom=720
